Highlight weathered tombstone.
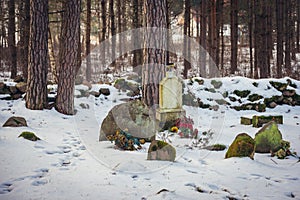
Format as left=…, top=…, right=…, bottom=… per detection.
left=156, top=64, right=186, bottom=122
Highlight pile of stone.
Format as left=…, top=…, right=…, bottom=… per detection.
left=0, top=76, right=27, bottom=100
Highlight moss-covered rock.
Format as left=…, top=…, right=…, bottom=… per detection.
left=269, top=81, right=288, bottom=92
left=19, top=131, right=40, bottom=141
left=264, top=95, right=284, bottom=107
left=254, top=121, right=282, bottom=153
left=204, top=144, right=226, bottom=151
left=233, top=90, right=251, bottom=98
left=252, top=82, right=259, bottom=87
left=252, top=115, right=283, bottom=127
left=194, top=78, right=204, bottom=85
left=225, top=133, right=255, bottom=160
left=248, top=94, right=263, bottom=102
left=211, top=80, right=222, bottom=89
left=204, top=88, right=216, bottom=93
left=182, top=92, right=198, bottom=107
left=229, top=96, right=237, bottom=102
left=215, top=99, right=229, bottom=105
left=147, top=140, right=176, bottom=161
left=3, top=116, right=28, bottom=127
left=114, top=78, right=140, bottom=97
left=232, top=103, right=266, bottom=112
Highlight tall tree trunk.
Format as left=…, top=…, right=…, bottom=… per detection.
left=143, top=0, right=167, bottom=107
left=215, top=0, right=223, bottom=69
left=248, top=0, right=254, bottom=78
left=297, top=0, right=300, bottom=52
left=101, top=0, right=106, bottom=69
left=56, top=0, right=81, bottom=115
left=200, top=0, right=207, bottom=77
left=19, top=0, right=30, bottom=81
left=183, top=0, right=191, bottom=78
left=266, top=0, right=272, bottom=76
left=85, top=0, right=91, bottom=81
left=132, top=0, right=142, bottom=75
left=276, top=0, right=284, bottom=78
left=8, top=0, right=17, bottom=79
left=26, top=0, right=49, bottom=110
left=254, top=0, right=269, bottom=78
left=230, top=0, right=238, bottom=74
left=110, top=0, right=116, bottom=69
left=208, top=0, right=217, bottom=66
left=117, top=0, right=122, bottom=70
left=284, top=0, right=291, bottom=74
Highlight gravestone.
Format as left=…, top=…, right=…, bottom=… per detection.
left=156, top=64, right=186, bottom=122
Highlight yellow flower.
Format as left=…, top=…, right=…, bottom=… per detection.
left=170, top=126, right=179, bottom=133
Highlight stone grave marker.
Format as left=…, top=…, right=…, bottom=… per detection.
left=156, top=64, right=186, bottom=122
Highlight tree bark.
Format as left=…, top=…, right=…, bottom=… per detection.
left=230, top=0, right=238, bottom=74
left=8, top=0, right=17, bottom=79
left=183, top=0, right=191, bottom=78
left=101, top=0, right=106, bottom=69
left=276, top=0, right=284, bottom=78
left=132, top=0, right=143, bottom=75
left=85, top=0, right=91, bottom=81
left=284, top=0, right=291, bottom=74
left=19, top=0, right=30, bottom=81
left=26, top=0, right=49, bottom=110
left=248, top=0, right=254, bottom=78
left=200, top=0, right=207, bottom=77
left=254, top=0, right=269, bottom=78
left=143, top=0, right=167, bottom=107
left=110, top=0, right=116, bottom=69
left=56, top=0, right=81, bottom=115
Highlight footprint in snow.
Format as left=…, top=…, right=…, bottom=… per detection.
left=0, top=182, right=13, bottom=194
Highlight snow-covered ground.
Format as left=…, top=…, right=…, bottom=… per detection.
left=1, top=77, right=300, bottom=200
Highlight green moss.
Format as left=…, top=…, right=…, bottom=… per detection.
left=232, top=103, right=266, bottom=112
left=225, top=133, right=255, bottom=159
left=194, top=78, right=204, bottom=85
left=215, top=99, right=229, bottom=105
left=229, top=96, right=237, bottom=102
left=211, top=80, right=222, bottom=89
left=222, top=91, right=229, bottom=98
left=269, top=81, right=288, bottom=92
left=19, top=131, right=40, bottom=141
left=205, top=88, right=216, bottom=93
left=233, top=90, right=251, bottom=98
left=252, top=82, right=259, bottom=87
left=157, top=140, right=168, bottom=148
left=205, top=144, right=226, bottom=151
left=252, top=115, right=283, bottom=127
left=248, top=94, right=263, bottom=102
left=264, top=95, right=283, bottom=106
left=254, top=121, right=282, bottom=153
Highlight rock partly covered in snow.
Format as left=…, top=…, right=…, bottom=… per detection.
left=225, top=133, right=255, bottom=160
left=2, top=116, right=28, bottom=127
left=254, top=121, right=282, bottom=153
left=147, top=140, right=176, bottom=162
left=99, top=100, right=156, bottom=141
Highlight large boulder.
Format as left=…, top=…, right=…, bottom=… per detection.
left=147, top=140, right=176, bottom=162
left=225, top=133, right=255, bottom=160
left=254, top=121, right=282, bottom=153
left=3, top=116, right=28, bottom=127
left=99, top=100, right=157, bottom=141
